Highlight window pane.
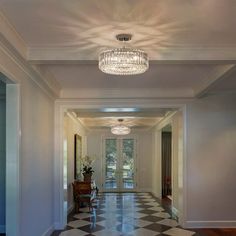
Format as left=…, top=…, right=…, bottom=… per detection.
left=105, top=139, right=117, bottom=189
left=122, top=139, right=134, bottom=189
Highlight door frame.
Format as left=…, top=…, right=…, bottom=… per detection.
left=101, top=135, right=137, bottom=192
left=0, top=72, right=21, bottom=236
left=153, top=109, right=186, bottom=226
left=54, top=100, right=187, bottom=229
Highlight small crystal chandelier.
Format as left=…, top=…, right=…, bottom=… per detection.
left=99, top=34, right=149, bottom=75
left=111, top=119, right=131, bottom=135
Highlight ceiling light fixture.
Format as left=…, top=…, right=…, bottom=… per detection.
left=111, top=119, right=131, bottom=135
left=99, top=34, right=149, bottom=75
left=101, top=107, right=140, bottom=112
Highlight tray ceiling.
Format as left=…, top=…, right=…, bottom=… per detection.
left=1, top=0, right=236, bottom=99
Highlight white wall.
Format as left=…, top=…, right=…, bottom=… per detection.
left=87, top=129, right=153, bottom=192
left=64, top=115, right=87, bottom=212
left=0, top=83, right=6, bottom=233
left=172, top=111, right=184, bottom=219
left=185, top=93, right=236, bottom=227
left=20, top=79, right=55, bottom=236
left=1, top=40, right=56, bottom=235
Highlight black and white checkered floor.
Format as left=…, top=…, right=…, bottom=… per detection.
left=55, top=193, right=197, bottom=236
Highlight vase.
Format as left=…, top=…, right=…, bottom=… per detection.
left=83, top=173, right=92, bottom=182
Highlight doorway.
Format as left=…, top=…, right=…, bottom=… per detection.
left=161, top=124, right=172, bottom=200
left=103, top=137, right=136, bottom=192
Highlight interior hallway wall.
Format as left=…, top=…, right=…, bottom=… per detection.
left=64, top=115, right=87, bottom=212
left=20, top=78, right=55, bottom=236
left=87, top=129, right=153, bottom=192
left=185, top=93, right=236, bottom=227
left=0, top=82, right=6, bottom=233
left=1, top=42, right=56, bottom=235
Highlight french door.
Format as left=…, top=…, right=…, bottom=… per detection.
left=103, top=137, right=137, bottom=191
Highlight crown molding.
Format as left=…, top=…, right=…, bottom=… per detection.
left=55, top=98, right=193, bottom=110
left=0, top=34, right=61, bottom=98
left=61, top=88, right=194, bottom=99
left=66, top=111, right=90, bottom=132
left=0, top=11, right=27, bottom=59
left=194, top=64, right=236, bottom=98
left=28, top=46, right=236, bottom=62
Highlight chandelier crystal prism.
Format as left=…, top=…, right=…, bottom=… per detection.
left=99, top=34, right=149, bottom=75
left=111, top=119, right=131, bottom=135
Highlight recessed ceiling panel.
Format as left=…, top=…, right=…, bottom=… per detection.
left=42, top=64, right=227, bottom=90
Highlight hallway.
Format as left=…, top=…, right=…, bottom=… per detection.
left=52, top=192, right=195, bottom=236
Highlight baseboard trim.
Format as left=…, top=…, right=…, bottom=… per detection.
left=41, top=225, right=54, bottom=236
left=54, top=222, right=65, bottom=230
left=137, top=188, right=152, bottom=193
left=0, top=225, right=6, bottom=233
left=185, top=221, right=236, bottom=228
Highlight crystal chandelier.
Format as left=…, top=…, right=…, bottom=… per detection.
left=111, top=119, right=131, bottom=135
left=99, top=34, right=149, bottom=75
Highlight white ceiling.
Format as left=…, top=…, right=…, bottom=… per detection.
left=69, top=108, right=172, bottom=129
left=79, top=117, right=162, bottom=129
left=1, top=0, right=236, bottom=59
left=1, top=0, right=236, bottom=128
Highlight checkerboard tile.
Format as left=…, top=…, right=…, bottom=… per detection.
left=73, top=212, right=93, bottom=219
left=152, top=212, right=171, bottom=218
left=158, top=219, right=179, bottom=227
left=148, top=206, right=165, bottom=211
left=128, top=228, right=159, bottom=236
left=59, top=229, right=88, bottom=236
left=56, top=192, right=197, bottom=236
left=163, top=227, right=196, bottom=236
left=126, top=219, right=153, bottom=227
left=92, top=229, right=121, bottom=236
left=96, top=219, right=120, bottom=228
left=67, top=220, right=91, bottom=228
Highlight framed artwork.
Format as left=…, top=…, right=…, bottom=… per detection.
left=74, top=134, right=82, bottom=179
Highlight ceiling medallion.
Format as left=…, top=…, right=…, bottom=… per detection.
left=111, top=119, right=131, bottom=135
left=99, top=34, right=149, bottom=75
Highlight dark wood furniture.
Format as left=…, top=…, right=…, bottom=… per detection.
left=72, top=181, right=96, bottom=213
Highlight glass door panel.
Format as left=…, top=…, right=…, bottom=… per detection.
left=104, top=137, right=136, bottom=191
left=122, top=139, right=135, bottom=189
left=105, top=139, right=118, bottom=189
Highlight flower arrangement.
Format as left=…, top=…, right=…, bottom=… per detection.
left=81, top=155, right=95, bottom=174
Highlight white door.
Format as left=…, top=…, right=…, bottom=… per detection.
left=103, top=137, right=137, bottom=191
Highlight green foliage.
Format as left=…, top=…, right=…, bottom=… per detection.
left=81, top=155, right=95, bottom=174
left=82, top=165, right=94, bottom=174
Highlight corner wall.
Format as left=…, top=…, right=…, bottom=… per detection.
left=185, top=93, right=236, bottom=227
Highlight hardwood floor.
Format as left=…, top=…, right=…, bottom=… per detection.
left=193, top=228, right=236, bottom=236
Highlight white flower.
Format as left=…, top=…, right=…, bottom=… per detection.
left=81, top=155, right=95, bottom=167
